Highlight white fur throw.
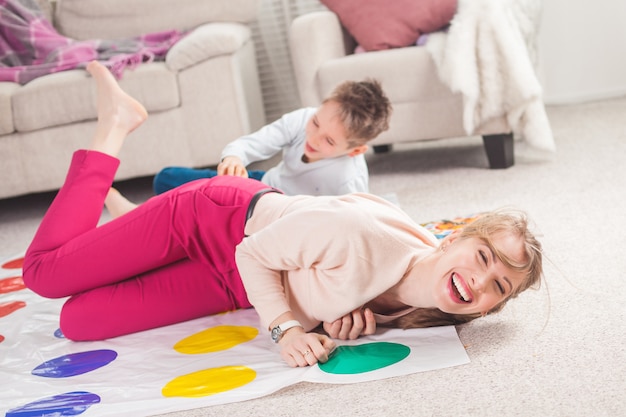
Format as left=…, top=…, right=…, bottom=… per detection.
left=427, top=0, right=555, bottom=152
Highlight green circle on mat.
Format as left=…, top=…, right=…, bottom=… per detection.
left=319, top=342, right=410, bottom=374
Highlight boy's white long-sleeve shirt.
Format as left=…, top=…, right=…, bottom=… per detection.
left=237, top=192, right=439, bottom=331
left=220, top=107, right=368, bottom=195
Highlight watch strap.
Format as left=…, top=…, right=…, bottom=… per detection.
left=278, top=320, right=301, bottom=332
left=271, top=320, right=302, bottom=343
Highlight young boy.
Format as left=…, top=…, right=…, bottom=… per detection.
left=153, top=79, right=392, bottom=196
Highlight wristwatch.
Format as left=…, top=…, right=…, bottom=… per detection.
left=270, top=320, right=302, bottom=343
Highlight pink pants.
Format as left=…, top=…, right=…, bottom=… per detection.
left=23, top=150, right=277, bottom=341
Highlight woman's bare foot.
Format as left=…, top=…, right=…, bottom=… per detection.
left=105, top=188, right=139, bottom=219
left=87, top=61, right=148, bottom=157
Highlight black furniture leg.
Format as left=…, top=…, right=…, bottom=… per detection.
left=482, top=133, right=514, bottom=169
left=373, top=145, right=392, bottom=154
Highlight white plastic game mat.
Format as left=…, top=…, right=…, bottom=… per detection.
left=1, top=253, right=470, bottom=416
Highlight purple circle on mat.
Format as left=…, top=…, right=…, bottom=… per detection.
left=5, top=391, right=100, bottom=416
left=54, top=328, right=65, bottom=338
left=32, top=349, right=117, bottom=378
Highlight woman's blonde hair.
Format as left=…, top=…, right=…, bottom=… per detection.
left=385, top=209, right=543, bottom=329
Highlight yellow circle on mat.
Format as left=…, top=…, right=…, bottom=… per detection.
left=162, top=366, right=256, bottom=398
left=173, top=325, right=258, bottom=354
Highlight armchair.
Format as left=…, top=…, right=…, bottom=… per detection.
left=288, top=11, right=514, bottom=169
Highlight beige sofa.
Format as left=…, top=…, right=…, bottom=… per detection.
left=289, top=11, right=514, bottom=169
left=0, top=0, right=265, bottom=199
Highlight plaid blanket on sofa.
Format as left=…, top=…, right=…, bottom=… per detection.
left=0, top=0, right=186, bottom=84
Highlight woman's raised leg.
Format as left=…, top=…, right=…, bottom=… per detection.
left=22, top=61, right=156, bottom=297
left=86, top=60, right=148, bottom=157
left=25, top=62, right=148, bottom=254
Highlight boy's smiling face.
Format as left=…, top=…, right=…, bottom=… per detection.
left=303, top=101, right=368, bottom=163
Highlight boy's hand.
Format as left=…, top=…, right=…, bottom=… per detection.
left=218, top=156, right=248, bottom=177
left=323, top=307, right=376, bottom=340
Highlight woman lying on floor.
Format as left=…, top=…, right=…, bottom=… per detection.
left=23, top=61, right=543, bottom=367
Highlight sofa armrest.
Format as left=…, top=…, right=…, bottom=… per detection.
left=289, top=11, right=348, bottom=107
left=166, top=23, right=251, bottom=72
left=55, top=0, right=260, bottom=40
left=0, top=82, right=20, bottom=135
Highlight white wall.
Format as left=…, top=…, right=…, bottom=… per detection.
left=537, top=0, right=626, bottom=104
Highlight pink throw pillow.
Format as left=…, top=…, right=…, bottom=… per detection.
left=321, top=0, right=457, bottom=52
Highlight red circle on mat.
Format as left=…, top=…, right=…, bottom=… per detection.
left=0, top=276, right=26, bottom=294
left=2, top=257, right=24, bottom=269
left=0, top=301, right=27, bottom=318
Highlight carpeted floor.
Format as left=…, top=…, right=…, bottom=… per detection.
left=1, top=96, right=625, bottom=416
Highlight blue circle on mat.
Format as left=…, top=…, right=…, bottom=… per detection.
left=32, top=349, right=117, bottom=378
left=5, top=391, right=100, bottom=416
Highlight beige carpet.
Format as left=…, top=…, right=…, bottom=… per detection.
left=1, top=97, right=625, bottom=416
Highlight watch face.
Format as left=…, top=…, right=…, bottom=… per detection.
left=271, top=327, right=281, bottom=342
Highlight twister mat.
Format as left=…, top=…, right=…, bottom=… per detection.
left=1, top=214, right=478, bottom=417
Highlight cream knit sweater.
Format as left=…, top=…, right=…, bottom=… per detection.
left=238, top=192, right=439, bottom=331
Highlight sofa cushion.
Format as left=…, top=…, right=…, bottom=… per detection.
left=320, top=0, right=457, bottom=52
left=0, top=82, right=20, bottom=135
left=55, top=0, right=261, bottom=40
left=12, top=63, right=179, bottom=133
left=166, top=23, right=251, bottom=71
